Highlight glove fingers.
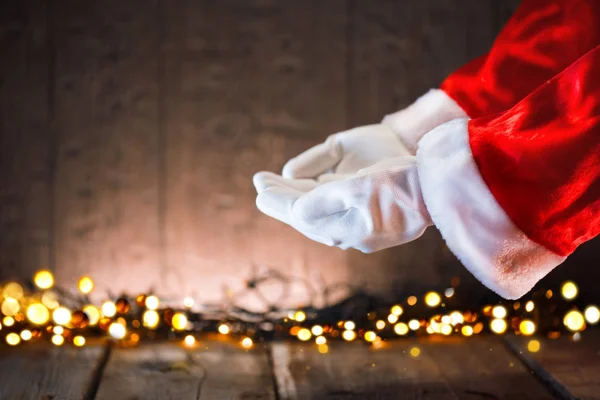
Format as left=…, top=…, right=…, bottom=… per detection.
left=282, top=137, right=342, bottom=179
left=292, top=178, right=356, bottom=222
left=253, top=171, right=319, bottom=194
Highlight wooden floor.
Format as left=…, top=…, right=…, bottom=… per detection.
left=1, top=332, right=599, bottom=399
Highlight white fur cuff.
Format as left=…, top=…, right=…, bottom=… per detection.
left=416, top=119, right=566, bottom=299
left=382, top=89, right=468, bottom=154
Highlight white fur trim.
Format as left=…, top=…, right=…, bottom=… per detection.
left=417, top=119, right=566, bottom=299
left=382, top=89, right=468, bottom=154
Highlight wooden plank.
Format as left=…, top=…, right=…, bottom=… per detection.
left=0, top=343, right=108, bottom=399
left=271, top=337, right=553, bottom=399
left=347, top=0, right=501, bottom=299
left=506, top=331, right=600, bottom=400
left=0, top=1, right=53, bottom=280
left=161, top=0, right=350, bottom=308
left=52, top=0, right=162, bottom=294
left=95, top=339, right=275, bottom=400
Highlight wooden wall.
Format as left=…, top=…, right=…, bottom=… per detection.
left=2, top=0, right=597, bottom=309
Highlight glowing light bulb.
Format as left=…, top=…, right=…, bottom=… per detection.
left=1, top=298, right=20, bottom=316
left=527, top=339, right=541, bottom=353
left=294, top=311, right=306, bottom=322
left=183, top=296, right=195, bottom=308
left=73, top=336, right=86, bottom=347
left=492, top=306, right=507, bottom=319
left=145, top=296, right=159, bottom=310
left=52, top=335, right=64, bottom=346
left=315, top=336, right=326, bottom=345
left=563, top=310, right=585, bottom=332
left=519, top=320, right=536, bottom=336
left=52, top=307, right=71, bottom=326
left=297, top=328, right=311, bottom=341
left=218, top=324, right=230, bottom=335
left=387, top=314, right=399, bottom=324
left=311, top=325, right=323, bottom=336
left=409, top=347, right=420, bottom=358
left=6, top=333, right=20, bottom=346
left=525, top=301, right=535, bottom=312
left=394, top=322, right=409, bottom=336
left=53, top=326, right=64, bottom=335
left=20, top=330, right=32, bottom=341
left=425, top=292, right=441, bottom=307
left=407, top=296, right=417, bottom=306
left=143, top=310, right=160, bottom=329
left=344, top=321, right=355, bottom=331
left=561, top=281, right=578, bottom=300
left=440, top=324, right=452, bottom=335
left=172, top=313, right=188, bottom=331
left=109, top=322, right=126, bottom=339
left=584, top=306, right=600, bottom=324
left=391, top=305, right=403, bottom=316
left=342, top=330, right=356, bottom=341
left=83, top=305, right=100, bottom=326
left=241, top=337, right=253, bottom=349
left=2, top=282, right=24, bottom=300
left=408, top=319, right=420, bottom=331
left=78, top=276, right=94, bottom=294
left=461, top=326, right=473, bottom=337
left=364, top=331, right=377, bottom=342
left=34, top=270, right=54, bottom=289
left=449, top=311, right=464, bottom=326
left=184, top=335, right=196, bottom=347
left=101, top=301, right=117, bottom=317
left=376, top=320, right=386, bottom=330
left=3, top=316, right=15, bottom=327
left=490, top=319, right=507, bottom=334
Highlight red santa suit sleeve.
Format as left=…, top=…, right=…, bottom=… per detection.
left=384, top=0, right=600, bottom=151
left=417, top=44, right=600, bottom=299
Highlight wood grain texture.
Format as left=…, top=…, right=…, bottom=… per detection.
left=161, top=0, right=351, bottom=309
left=52, top=0, right=162, bottom=294
left=0, top=343, right=108, bottom=399
left=506, top=331, right=600, bottom=400
left=95, top=339, right=275, bottom=400
left=0, top=1, right=53, bottom=280
left=270, top=337, right=553, bottom=400
left=346, top=0, right=501, bottom=300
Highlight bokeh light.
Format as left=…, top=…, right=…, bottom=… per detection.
left=425, top=292, right=441, bottom=307
left=34, top=270, right=54, bottom=289
left=561, top=281, right=578, bottom=300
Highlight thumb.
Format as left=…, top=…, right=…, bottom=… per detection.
left=282, top=135, right=342, bottom=179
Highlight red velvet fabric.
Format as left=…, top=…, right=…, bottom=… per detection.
left=442, top=0, right=600, bottom=118
left=469, top=45, right=600, bottom=256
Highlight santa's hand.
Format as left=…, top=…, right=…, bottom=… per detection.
left=254, top=156, right=432, bottom=253
left=281, top=124, right=411, bottom=183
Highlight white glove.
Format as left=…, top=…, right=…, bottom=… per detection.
left=254, top=156, right=432, bottom=253
left=282, top=124, right=411, bottom=182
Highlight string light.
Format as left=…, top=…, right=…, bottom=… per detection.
left=584, top=306, right=600, bottom=324
left=73, top=336, right=86, bottom=347
left=218, top=324, right=230, bottom=335
left=343, top=321, right=355, bottom=331
left=297, top=328, right=311, bottom=341
left=143, top=310, right=160, bottom=329
left=408, top=319, right=420, bottom=331
left=449, top=311, right=464, bottom=325
left=294, top=311, right=306, bottom=322
left=441, top=324, right=453, bottom=336
left=3, top=316, right=15, bottom=327
left=3, top=282, right=24, bottom=300
left=101, top=301, right=117, bottom=318
left=318, top=344, right=329, bottom=354
left=53, top=326, right=64, bottom=335
left=407, top=296, right=417, bottom=306
left=171, top=313, right=188, bottom=331
left=78, top=276, right=94, bottom=294
left=490, top=319, right=507, bottom=334
left=184, top=335, right=195, bottom=347
left=390, top=305, right=403, bottom=316
left=492, top=306, right=507, bottom=319
left=52, top=307, right=71, bottom=326
left=461, top=326, right=473, bottom=337
left=519, top=320, right=536, bottom=336
left=364, top=331, right=377, bottom=342
left=425, top=292, right=441, bottom=307
left=527, top=339, right=541, bottom=353
left=6, top=333, right=20, bottom=346
left=563, top=310, right=585, bottom=332
left=444, top=288, right=454, bottom=298
left=311, top=325, right=323, bottom=336
left=315, top=336, right=327, bottom=345
left=342, top=330, right=356, bottom=341
left=387, top=314, right=399, bottom=324
left=83, top=305, right=100, bottom=326
left=145, top=296, right=160, bottom=310
left=409, top=347, right=420, bottom=358
left=1, top=298, right=20, bottom=316
left=109, top=323, right=126, bottom=339
left=525, top=301, right=535, bottom=312
left=561, top=281, right=578, bottom=300
left=52, top=335, right=64, bottom=346
left=376, top=320, right=386, bottom=330
left=241, top=337, right=253, bottom=349
left=41, top=291, right=59, bottom=309
left=394, top=323, right=409, bottom=336
left=34, top=270, right=54, bottom=289
left=20, top=330, right=32, bottom=341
